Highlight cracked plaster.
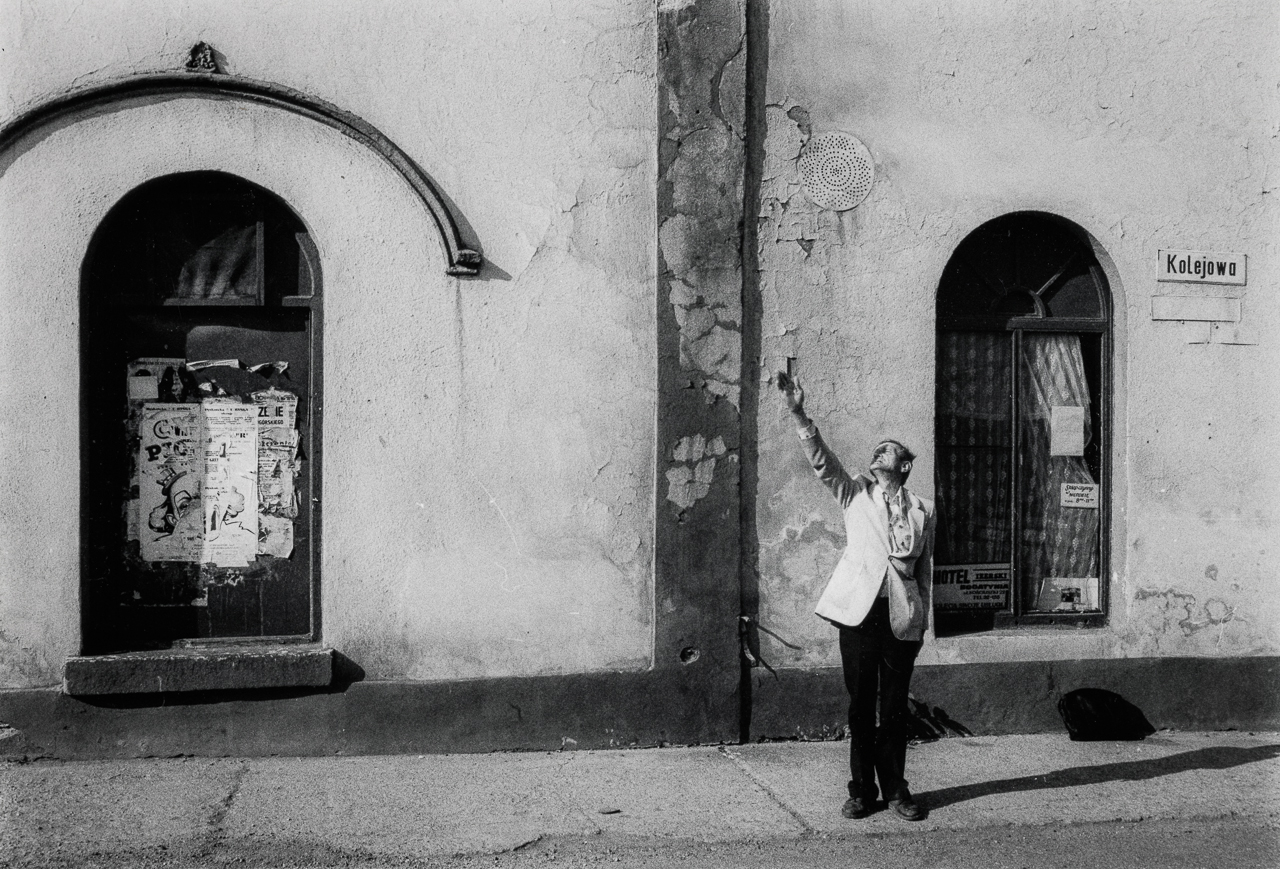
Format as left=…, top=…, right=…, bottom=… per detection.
left=754, top=0, right=1279, bottom=669
left=0, top=0, right=659, bottom=687
left=659, top=0, right=745, bottom=409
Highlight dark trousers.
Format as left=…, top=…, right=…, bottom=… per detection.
left=838, top=596, right=922, bottom=802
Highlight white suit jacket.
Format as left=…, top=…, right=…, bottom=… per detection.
left=800, top=424, right=936, bottom=641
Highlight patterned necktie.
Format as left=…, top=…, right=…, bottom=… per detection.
left=885, top=491, right=914, bottom=556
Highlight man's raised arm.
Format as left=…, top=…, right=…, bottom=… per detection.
left=776, top=370, right=864, bottom=508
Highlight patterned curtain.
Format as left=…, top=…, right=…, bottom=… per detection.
left=935, top=333, right=1012, bottom=566
left=1017, top=334, right=1099, bottom=608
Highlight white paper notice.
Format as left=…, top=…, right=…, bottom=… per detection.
left=200, top=400, right=258, bottom=566
left=128, top=375, right=159, bottom=401
left=1036, top=577, right=1100, bottom=612
left=257, top=514, right=295, bottom=558
left=1050, top=406, right=1085, bottom=456
left=1061, top=482, right=1100, bottom=508
left=139, top=404, right=203, bottom=562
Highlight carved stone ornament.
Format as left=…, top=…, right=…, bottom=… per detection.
left=185, top=42, right=223, bottom=74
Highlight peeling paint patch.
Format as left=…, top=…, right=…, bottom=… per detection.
left=1131, top=587, right=1243, bottom=649
left=758, top=103, right=844, bottom=252
left=0, top=627, right=53, bottom=686
left=658, top=0, right=746, bottom=408
left=665, top=433, right=728, bottom=509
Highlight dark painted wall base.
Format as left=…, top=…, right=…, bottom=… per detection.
left=748, top=656, right=1280, bottom=741
left=1, top=657, right=1275, bottom=760
left=0, top=665, right=738, bottom=760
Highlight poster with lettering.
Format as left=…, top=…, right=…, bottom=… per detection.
left=1060, top=482, right=1100, bottom=508
left=933, top=563, right=1012, bottom=611
left=252, top=388, right=299, bottom=557
left=138, top=404, right=203, bottom=562
left=126, top=358, right=185, bottom=542
left=200, top=399, right=258, bottom=567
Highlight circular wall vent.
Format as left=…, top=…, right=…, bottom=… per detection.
left=798, top=131, right=874, bottom=211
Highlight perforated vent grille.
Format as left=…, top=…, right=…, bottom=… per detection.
left=799, top=132, right=874, bottom=211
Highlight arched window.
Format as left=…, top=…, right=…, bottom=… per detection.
left=934, top=213, right=1110, bottom=634
left=81, top=172, right=321, bottom=653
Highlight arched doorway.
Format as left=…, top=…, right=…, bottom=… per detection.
left=934, top=212, right=1112, bottom=634
left=80, top=171, right=321, bottom=653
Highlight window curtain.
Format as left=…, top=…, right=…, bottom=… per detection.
left=936, top=332, right=1012, bottom=566
left=174, top=224, right=260, bottom=300
left=1017, top=334, right=1099, bottom=609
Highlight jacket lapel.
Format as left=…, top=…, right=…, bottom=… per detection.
left=904, top=488, right=926, bottom=555
left=859, top=482, right=890, bottom=554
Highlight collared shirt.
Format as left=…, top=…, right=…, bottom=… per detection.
left=874, top=483, right=915, bottom=558
left=795, top=421, right=913, bottom=596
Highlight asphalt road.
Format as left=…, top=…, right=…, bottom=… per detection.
left=10, top=818, right=1278, bottom=869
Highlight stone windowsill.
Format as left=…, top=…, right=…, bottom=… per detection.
left=63, top=644, right=333, bottom=696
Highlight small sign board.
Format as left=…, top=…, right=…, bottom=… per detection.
left=1035, top=577, right=1100, bottom=613
left=933, top=563, right=1011, bottom=611
left=1061, top=483, right=1099, bottom=509
left=1157, top=249, right=1246, bottom=286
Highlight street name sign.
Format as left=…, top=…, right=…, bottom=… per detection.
left=1157, top=249, right=1246, bottom=286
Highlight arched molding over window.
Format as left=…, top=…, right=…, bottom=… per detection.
left=0, top=72, right=481, bottom=276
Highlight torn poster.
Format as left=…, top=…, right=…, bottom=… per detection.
left=200, top=399, right=258, bottom=567
left=1050, top=406, right=1085, bottom=456
left=185, top=359, right=243, bottom=372
left=186, top=359, right=289, bottom=376
left=138, top=404, right=202, bottom=561
left=253, top=387, right=300, bottom=539
left=127, top=358, right=186, bottom=541
left=127, top=357, right=184, bottom=403
left=257, top=514, right=295, bottom=558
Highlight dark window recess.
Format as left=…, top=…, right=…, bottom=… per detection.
left=81, top=171, right=322, bottom=654
left=933, top=213, right=1110, bottom=636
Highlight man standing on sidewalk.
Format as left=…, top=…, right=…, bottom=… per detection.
left=776, top=371, right=936, bottom=822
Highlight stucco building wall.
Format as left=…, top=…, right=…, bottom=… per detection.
left=0, top=0, right=658, bottom=689
left=754, top=0, right=1279, bottom=670
left=0, top=0, right=1276, bottom=753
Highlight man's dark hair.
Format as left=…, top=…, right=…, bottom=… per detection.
left=879, top=439, right=916, bottom=480
left=878, top=439, right=916, bottom=463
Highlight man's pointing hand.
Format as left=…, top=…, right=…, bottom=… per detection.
left=776, top=370, right=805, bottom=415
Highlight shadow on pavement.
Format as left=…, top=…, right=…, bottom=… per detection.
left=919, top=743, right=1280, bottom=811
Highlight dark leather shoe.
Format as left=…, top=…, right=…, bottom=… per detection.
left=887, top=793, right=924, bottom=821
left=841, top=796, right=872, bottom=819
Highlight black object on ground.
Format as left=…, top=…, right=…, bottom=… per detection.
left=1058, top=688, right=1156, bottom=741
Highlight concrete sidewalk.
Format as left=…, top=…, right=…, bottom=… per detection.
left=2, top=731, right=1278, bottom=865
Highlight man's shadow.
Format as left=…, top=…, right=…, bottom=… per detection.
left=919, top=743, right=1280, bottom=811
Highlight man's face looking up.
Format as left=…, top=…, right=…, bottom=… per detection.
left=869, top=441, right=910, bottom=476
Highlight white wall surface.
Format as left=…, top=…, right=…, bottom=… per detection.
left=753, top=0, right=1280, bottom=667
left=0, top=0, right=657, bottom=687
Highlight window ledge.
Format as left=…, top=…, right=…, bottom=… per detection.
left=63, top=644, right=333, bottom=696
left=994, top=612, right=1106, bottom=629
